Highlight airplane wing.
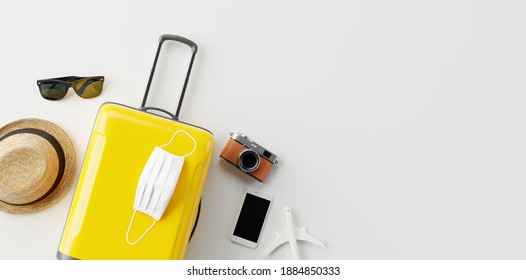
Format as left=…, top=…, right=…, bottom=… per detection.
left=295, top=227, right=324, bottom=247
left=264, top=229, right=288, bottom=255
left=265, top=226, right=325, bottom=256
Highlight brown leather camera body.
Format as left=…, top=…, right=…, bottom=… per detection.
left=220, top=138, right=274, bottom=182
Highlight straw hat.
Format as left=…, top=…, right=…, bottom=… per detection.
left=0, top=118, right=76, bottom=214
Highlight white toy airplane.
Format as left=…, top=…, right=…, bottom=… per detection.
left=265, top=207, right=324, bottom=260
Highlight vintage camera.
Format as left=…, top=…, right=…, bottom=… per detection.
left=220, top=132, right=278, bottom=182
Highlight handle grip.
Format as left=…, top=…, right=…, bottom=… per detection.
left=159, top=34, right=198, bottom=53
left=140, top=34, right=198, bottom=120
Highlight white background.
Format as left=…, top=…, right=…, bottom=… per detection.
left=0, top=0, right=525, bottom=260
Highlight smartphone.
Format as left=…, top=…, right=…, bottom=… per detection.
left=231, top=188, right=273, bottom=248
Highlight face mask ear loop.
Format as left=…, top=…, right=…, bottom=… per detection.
left=125, top=210, right=157, bottom=245
left=159, top=130, right=197, bottom=158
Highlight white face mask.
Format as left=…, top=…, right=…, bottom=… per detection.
left=126, top=130, right=197, bottom=245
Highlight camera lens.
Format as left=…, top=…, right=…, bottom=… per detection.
left=238, top=149, right=260, bottom=172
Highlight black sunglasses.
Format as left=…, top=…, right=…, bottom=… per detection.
left=37, top=76, right=105, bottom=100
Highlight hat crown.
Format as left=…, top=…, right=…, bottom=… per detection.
left=0, top=118, right=75, bottom=214
left=0, top=134, right=59, bottom=205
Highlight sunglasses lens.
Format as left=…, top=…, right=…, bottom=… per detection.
left=39, top=83, right=68, bottom=100
left=73, top=78, right=103, bottom=98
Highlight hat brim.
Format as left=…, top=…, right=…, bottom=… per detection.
left=0, top=118, right=76, bottom=214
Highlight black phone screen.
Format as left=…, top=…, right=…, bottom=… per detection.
left=233, top=193, right=271, bottom=243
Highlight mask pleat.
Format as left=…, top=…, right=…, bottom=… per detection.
left=139, top=151, right=166, bottom=210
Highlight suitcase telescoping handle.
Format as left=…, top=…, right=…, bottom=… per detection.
left=140, top=34, right=198, bottom=121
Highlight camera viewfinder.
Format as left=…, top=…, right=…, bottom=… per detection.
left=263, top=150, right=272, bottom=159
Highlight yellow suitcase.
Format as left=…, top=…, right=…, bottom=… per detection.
left=57, top=35, right=213, bottom=260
